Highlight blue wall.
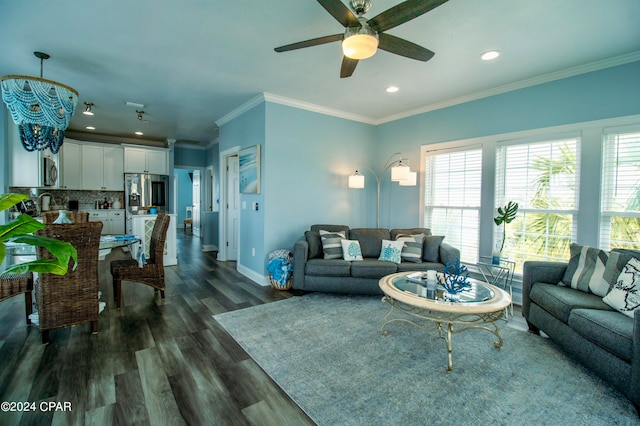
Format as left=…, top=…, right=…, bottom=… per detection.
left=219, top=60, right=640, bottom=282
left=376, top=60, right=640, bottom=226
left=174, top=168, right=193, bottom=226
left=174, top=146, right=208, bottom=168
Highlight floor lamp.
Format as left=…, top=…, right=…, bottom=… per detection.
left=348, top=152, right=417, bottom=228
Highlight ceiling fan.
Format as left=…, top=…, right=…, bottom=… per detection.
left=274, top=0, right=448, bottom=78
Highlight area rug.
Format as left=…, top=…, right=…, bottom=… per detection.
left=214, top=293, right=638, bottom=425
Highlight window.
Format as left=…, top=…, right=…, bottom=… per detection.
left=424, top=147, right=482, bottom=263
left=495, top=137, right=580, bottom=270
left=600, top=131, right=640, bottom=250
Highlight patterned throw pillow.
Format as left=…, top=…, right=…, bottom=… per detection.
left=561, top=243, right=610, bottom=295
left=602, top=257, right=640, bottom=318
left=319, top=230, right=346, bottom=259
left=341, top=239, right=363, bottom=261
left=378, top=239, right=404, bottom=264
left=395, top=233, right=424, bottom=263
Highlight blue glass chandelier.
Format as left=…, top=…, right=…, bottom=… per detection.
left=1, top=52, right=78, bottom=153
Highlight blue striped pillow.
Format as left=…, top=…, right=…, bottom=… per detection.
left=319, top=230, right=346, bottom=259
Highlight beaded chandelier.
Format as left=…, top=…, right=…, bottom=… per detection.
left=1, top=52, right=78, bottom=153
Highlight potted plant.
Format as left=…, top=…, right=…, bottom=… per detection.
left=493, top=201, right=519, bottom=264
left=1, top=193, right=77, bottom=275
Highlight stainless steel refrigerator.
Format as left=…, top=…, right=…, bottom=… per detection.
left=124, top=173, right=169, bottom=233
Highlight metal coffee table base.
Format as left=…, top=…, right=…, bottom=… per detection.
left=380, top=296, right=505, bottom=371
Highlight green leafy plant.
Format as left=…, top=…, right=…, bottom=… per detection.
left=1, top=193, right=77, bottom=275
left=494, top=201, right=519, bottom=253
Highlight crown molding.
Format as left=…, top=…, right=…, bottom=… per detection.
left=215, top=52, right=640, bottom=128
left=375, top=51, right=640, bottom=125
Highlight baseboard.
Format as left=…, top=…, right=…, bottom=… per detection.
left=237, top=263, right=269, bottom=287
left=201, top=244, right=218, bottom=252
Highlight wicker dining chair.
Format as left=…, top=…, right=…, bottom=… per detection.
left=41, top=211, right=90, bottom=224
left=35, top=221, right=103, bottom=344
left=111, top=213, right=170, bottom=309
left=0, top=272, right=34, bottom=325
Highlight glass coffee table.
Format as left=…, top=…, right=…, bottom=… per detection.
left=379, top=272, right=511, bottom=371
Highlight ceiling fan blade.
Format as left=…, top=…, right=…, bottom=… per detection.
left=368, top=0, right=449, bottom=33
left=340, top=56, right=359, bottom=78
left=274, top=34, right=343, bottom=52
left=378, top=33, right=434, bottom=62
left=317, top=0, right=360, bottom=28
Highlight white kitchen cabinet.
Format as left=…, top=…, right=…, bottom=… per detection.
left=59, top=140, right=82, bottom=189
left=88, top=209, right=125, bottom=235
left=7, top=119, right=59, bottom=188
left=124, top=146, right=168, bottom=174
left=81, top=144, right=124, bottom=190
left=130, top=214, right=177, bottom=266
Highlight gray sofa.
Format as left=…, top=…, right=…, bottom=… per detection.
left=293, top=225, right=460, bottom=294
left=522, top=248, right=640, bottom=411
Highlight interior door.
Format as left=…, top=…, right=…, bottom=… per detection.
left=226, top=156, right=239, bottom=261
left=192, top=170, right=201, bottom=237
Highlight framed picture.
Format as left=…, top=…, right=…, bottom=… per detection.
left=239, top=144, right=261, bottom=194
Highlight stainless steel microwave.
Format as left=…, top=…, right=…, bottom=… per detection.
left=42, top=156, right=58, bottom=187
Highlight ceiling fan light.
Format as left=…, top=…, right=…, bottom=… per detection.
left=342, top=25, right=378, bottom=60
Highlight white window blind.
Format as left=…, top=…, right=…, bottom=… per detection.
left=600, top=131, right=640, bottom=250
left=424, top=147, right=482, bottom=263
left=495, top=137, right=580, bottom=270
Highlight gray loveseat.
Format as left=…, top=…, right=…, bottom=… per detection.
left=293, top=225, right=460, bottom=294
left=523, top=247, right=640, bottom=411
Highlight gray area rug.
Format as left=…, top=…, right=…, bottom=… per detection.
left=214, top=293, right=638, bottom=425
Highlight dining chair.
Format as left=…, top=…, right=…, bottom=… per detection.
left=35, top=221, right=103, bottom=344
left=42, top=211, right=90, bottom=224
left=110, top=213, right=170, bottom=308
left=0, top=272, right=34, bottom=325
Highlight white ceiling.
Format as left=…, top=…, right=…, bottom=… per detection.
left=1, top=0, right=639, bottom=148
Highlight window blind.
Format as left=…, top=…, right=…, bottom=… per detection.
left=424, top=148, right=482, bottom=263
left=600, top=131, right=640, bottom=250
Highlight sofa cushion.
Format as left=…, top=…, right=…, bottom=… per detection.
left=319, top=230, right=346, bottom=259
left=569, top=308, right=633, bottom=362
left=379, top=239, right=404, bottom=264
left=603, top=257, right=640, bottom=318
left=390, top=228, right=432, bottom=240
left=423, top=235, right=445, bottom=262
left=529, top=282, right=611, bottom=324
left=350, top=228, right=390, bottom=258
left=351, top=259, right=397, bottom=278
left=305, top=258, right=351, bottom=277
left=310, top=224, right=350, bottom=238
left=395, top=233, right=424, bottom=263
left=341, top=239, right=363, bottom=261
left=305, top=231, right=323, bottom=259
left=561, top=243, right=609, bottom=295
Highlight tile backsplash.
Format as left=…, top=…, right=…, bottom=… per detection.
left=9, top=187, right=124, bottom=211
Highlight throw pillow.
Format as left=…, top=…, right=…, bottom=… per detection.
left=602, top=257, right=640, bottom=318
left=395, top=233, right=424, bottom=263
left=603, top=250, right=640, bottom=293
left=422, top=235, right=445, bottom=263
left=340, top=239, right=363, bottom=261
left=378, top=239, right=404, bottom=264
left=561, top=243, right=609, bottom=295
left=319, top=230, right=346, bottom=259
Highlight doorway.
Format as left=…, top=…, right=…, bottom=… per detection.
left=218, top=147, right=240, bottom=261
left=174, top=167, right=204, bottom=238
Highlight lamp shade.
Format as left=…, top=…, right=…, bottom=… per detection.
left=399, top=171, right=417, bottom=186
left=342, top=23, right=378, bottom=60
left=348, top=171, right=365, bottom=189
left=390, top=162, right=410, bottom=182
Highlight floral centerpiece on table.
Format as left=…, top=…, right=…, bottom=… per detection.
left=438, top=259, right=471, bottom=298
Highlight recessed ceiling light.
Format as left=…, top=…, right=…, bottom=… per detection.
left=135, top=131, right=143, bottom=136
left=86, top=126, right=95, bottom=130
left=386, top=86, right=399, bottom=93
left=481, top=50, right=500, bottom=61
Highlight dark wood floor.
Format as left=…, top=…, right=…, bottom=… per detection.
left=0, top=231, right=315, bottom=425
